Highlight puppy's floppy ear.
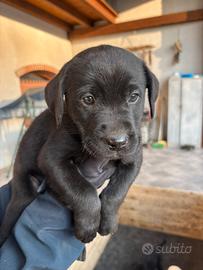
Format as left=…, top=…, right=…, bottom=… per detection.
left=45, top=64, right=68, bottom=127
left=144, top=64, right=159, bottom=118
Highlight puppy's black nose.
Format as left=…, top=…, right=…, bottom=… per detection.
left=106, top=134, right=128, bottom=150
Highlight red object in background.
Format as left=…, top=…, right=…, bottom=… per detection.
left=15, top=64, right=58, bottom=94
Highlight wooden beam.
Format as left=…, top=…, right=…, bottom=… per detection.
left=119, top=185, right=203, bottom=240
left=1, top=0, right=71, bottom=30
left=25, top=0, right=91, bottom=27
left=127, top=45, right=155, bottom=51
left=99, top=0, right=118, bottom=16
left=69, top=235, right=111, bottom=270
left=84, top=0, right=117, bottom=23
left=70, top=9, right=203, bottom=40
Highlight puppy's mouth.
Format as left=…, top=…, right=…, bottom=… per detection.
left=83, top=136, right=140, bottom=160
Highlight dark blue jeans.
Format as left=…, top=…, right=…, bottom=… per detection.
left=0, top=183, right=84, bottom=270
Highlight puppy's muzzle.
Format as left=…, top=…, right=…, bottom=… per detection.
left=105, top=134, right=129, bottom=150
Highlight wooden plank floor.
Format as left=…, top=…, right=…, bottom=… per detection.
left=119, top=184, right=203, bottom=240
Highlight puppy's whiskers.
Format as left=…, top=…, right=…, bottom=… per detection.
left=84, top=139, right=98, bottom=158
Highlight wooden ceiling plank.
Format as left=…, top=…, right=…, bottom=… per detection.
left=63, top=0, right=102, bottom=20
left=47, top=0, right=92, bottom=26
left=26, top=0, right=92, bottom=26
left=84, top=0, right=117, bottom=23
left=70, top=9, right=203, bottom=40
left=1, top=0, right=71, bottom=30
left=100, top=0, right=118, bottom=16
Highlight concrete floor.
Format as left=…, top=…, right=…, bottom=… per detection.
left=95, top=225, right=203, bottom=270
left=135, top=148, right=203, bottom=193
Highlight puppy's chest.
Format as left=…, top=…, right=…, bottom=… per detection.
left=73, top=154, right=116, bottom=188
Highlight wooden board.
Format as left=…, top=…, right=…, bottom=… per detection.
left=70, top=9, right=203, bottom=39
left=2, top=0, right=118, bottom=29
left=85, top=0, right=117, bottom=23
left=119, top=184, right=203, bottom=241
left=26, top=0, right=92, bottom=26
left=69, top=234, right=110, bottom=270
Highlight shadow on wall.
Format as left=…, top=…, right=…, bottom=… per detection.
left=107, top=0, right=154, bottom=12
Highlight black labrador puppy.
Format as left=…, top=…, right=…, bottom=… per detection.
left=0, top=45, right=158, bottom=245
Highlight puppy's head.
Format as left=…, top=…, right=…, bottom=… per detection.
left=45, top=45, right=159, bottom=161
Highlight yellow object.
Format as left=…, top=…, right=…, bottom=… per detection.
left=158, top=140, right=167, bottom=146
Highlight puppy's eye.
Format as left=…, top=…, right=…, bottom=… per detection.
left=128, top=92, right=140, bottom=103
left=82, top=95, right=95, bottom=105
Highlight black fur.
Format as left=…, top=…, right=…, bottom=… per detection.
left=0, top=45, right=159, bottom=245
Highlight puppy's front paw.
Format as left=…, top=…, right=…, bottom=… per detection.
left=75, top=220, right=99, bottom=243
left=98, top=214, right=118, bottom=236
left=74, top=198, right=101, bottom=243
